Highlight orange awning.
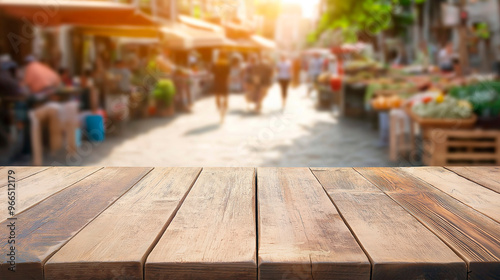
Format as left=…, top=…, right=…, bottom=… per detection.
left=0, top=0, right=156, bottom=26
left=251, top=35, right=276, bottom=50
left=161, top=24, right=234, bottom=50
left=178, top=15, right=224, bottom=34
left=78, top=26, right=159, bottom=38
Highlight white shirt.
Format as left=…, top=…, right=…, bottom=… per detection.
left=277, top=60, right=291, bottom=80
left=308, top=57, right=323, bottom=76
left=438, top=49, right=452, bottom=67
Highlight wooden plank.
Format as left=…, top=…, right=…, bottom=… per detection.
left=145, top=168, right=256, bottom=280
left=446, top=166, right=500, bottom=194
left=446, top=141, right=497, bottom=148
left=356, top=167, right=500, bottom=280
left=45, top=167, right=201, bottom=280
left=0, top=167, right=151, bottom=280
left=312, top=168, right=466, bottom=280
left=0, top=167, right=102, bottom=222
left=0, top=166, right=50, bottom=187
left=405, top=167, right=500, bottom=223
left=446, top=153, right=497, bottom=160
left=258, top=168, right=370, bottom=280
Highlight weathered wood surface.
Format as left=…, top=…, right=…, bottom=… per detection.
left=0, top=166, right=50, bottom=187
left=446, top=166, right=500, bottom=194
left=312, top=168, right=466, bottom=280
left=258, top=168, right=370, bottom=280
left=1, top=167, right=499, bottom=280
left=45, top=167, right=201, bottom=280
left=405, top=167, right=500, bottom=223
left=357, top=167, right=500, bottom=280
left=145, top=168, right=256, bottom=280
left=0, top=167, right=151, bottom=280
left=0, top=167, right=101, bottom=222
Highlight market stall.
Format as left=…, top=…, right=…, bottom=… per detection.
left=387, top=77, right=500, bottom=166
left=0, top=0, right=158, bottom=164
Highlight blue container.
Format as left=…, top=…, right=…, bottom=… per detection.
left=85, top=115, right=105, bottom=142
left=75, top=128, right=82, bottom=147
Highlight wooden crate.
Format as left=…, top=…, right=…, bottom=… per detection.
left=423, top=129, right=500, bottom=166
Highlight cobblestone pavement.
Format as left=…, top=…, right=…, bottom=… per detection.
left=72, top=84, right=409, bottom=167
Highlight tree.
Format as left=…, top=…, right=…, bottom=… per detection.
left=311, top=0, right=425, bottom=43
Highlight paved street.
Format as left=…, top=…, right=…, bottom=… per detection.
left=65, top=84, right=406, bottom=167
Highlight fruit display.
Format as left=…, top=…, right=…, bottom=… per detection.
left=371, top=95, right=402, bottom=110
left=411, top=94, right=473, bottom=119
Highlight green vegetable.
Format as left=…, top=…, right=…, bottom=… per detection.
left=449, top=82, right=500, bottom=117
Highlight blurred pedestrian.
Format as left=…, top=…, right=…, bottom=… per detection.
left=212, top=51, right=231, bottom=124
left=277, top=55, right=291, bottom=110
left=438, top=42, right=454, bottom=73
left=255, top=56, right=273, bottom=113
left=291, top=56, right=301, bottom=88
left=307, top=53, right=323, bottom=97
left=22, top=55, right=60, bottom=95
left=229, top=55, right=243, bottom=92
left=244, top=54, right=259, bottom=110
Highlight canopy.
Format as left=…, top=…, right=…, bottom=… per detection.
left=250, top=35, right=276, bottom=50
left=223, top=39, right=259, bottom=52
left=178, top=15, right=224, bottom=34
left=161, top=24, right=234, bottom=50
left=0, top=0, right=156, bottom=26
left=78, top=26, right=159, bottom=38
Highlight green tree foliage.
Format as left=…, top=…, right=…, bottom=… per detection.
left=311, top=0, right=425, bottom=43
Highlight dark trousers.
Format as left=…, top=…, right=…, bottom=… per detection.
left=278, top=79, right=290, bottom=100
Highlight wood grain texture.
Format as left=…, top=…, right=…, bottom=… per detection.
left=405, top=167, right=500, bottom=223
left=145, top=168, right=256, bottom=280
left=45, top=167, right=201, bottom=280
left=356, top=167, right=500, bottom=280
left=312, top=168, right=466, bottom=280
left=258, top=168, right=370, bottom=280
left=0, top=166, right=50, bottom=187
left=446, top=167, right=500, bottom=194
left=0, top=167, right=102, bottom=222
left=0, top=167, right=151, bottom=280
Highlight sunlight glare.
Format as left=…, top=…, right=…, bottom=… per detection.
left=280, top=0, right=320, bottom=18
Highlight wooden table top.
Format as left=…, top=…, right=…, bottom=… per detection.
left=1, top=167, right=499, bottom=280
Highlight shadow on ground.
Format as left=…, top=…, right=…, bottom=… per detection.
left=259, top=116, right=417, bottom=168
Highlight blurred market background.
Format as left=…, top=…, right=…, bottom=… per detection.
left=1, top=0, right=499, bottom=167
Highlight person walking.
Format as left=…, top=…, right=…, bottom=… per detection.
left=307, top=53, right=323, bottom=97
left=212, top=51, right=231, bottom=124
left=277, top=55, right=292, bottom=110
left=291, top=56, right=301, bottom=88
left=256, top=56, right=273, bottom=113
left=244, top=55, right=260, bottom=111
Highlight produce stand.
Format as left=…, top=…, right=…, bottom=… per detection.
left=403, top=84, right=499, bottom=166
left=423, top=129, right=500, bottom=166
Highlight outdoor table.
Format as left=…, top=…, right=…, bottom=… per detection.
left=1, top=167, right=499, bottom=280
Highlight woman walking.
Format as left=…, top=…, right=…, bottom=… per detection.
left=244, top=55, right=260, bottom=111
left=277, top=55, right=292, bottom=110
left=212, top=51, right=231, bottom=124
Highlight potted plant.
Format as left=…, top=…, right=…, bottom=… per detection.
left=152, top=79, right=176, bottom=117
